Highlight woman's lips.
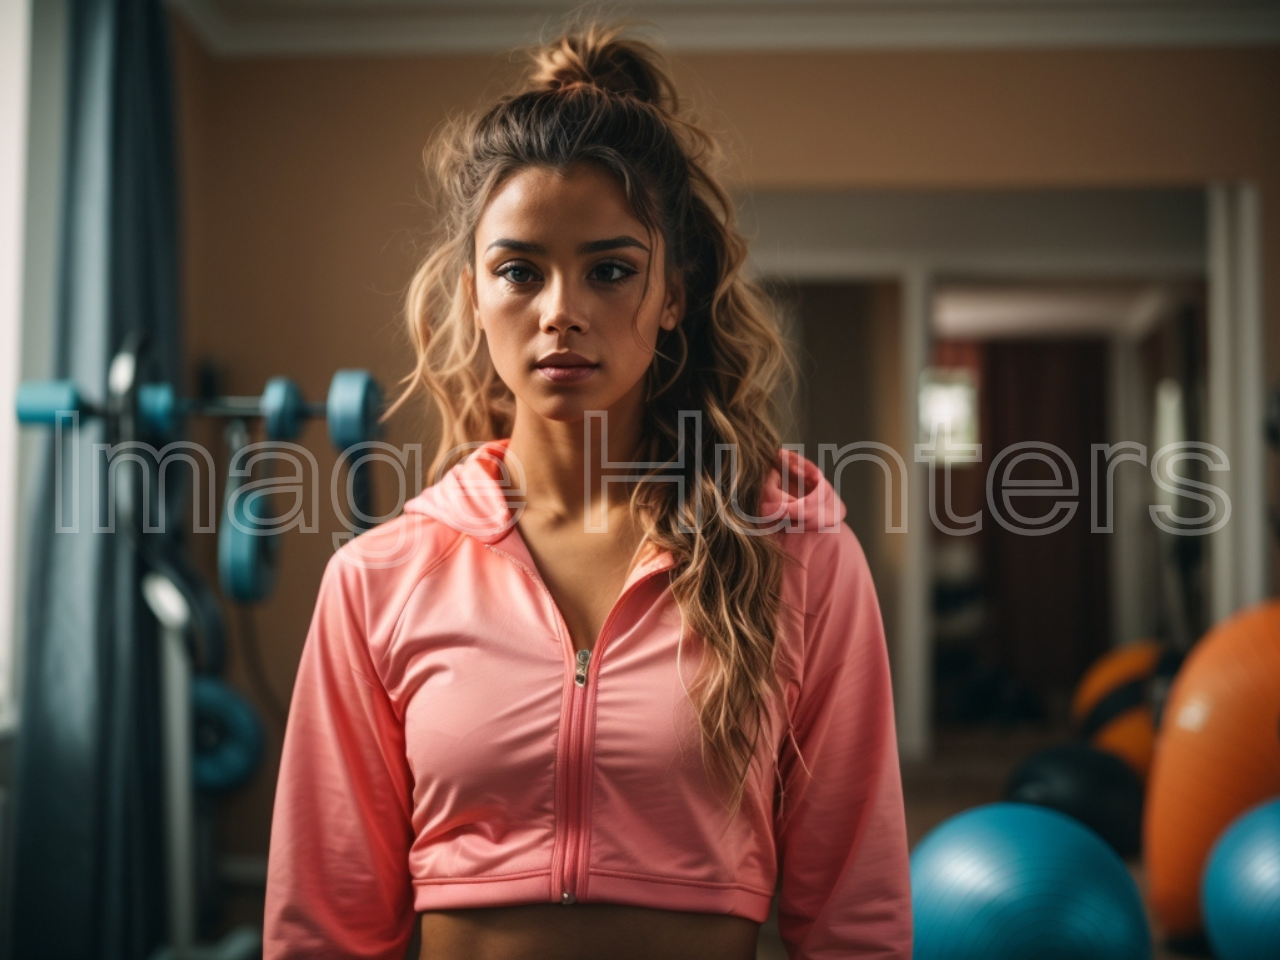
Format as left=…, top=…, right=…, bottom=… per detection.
left=537, top=363, right=598, bottom=383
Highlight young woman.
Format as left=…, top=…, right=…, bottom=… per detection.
left=263, top=22, right=912, bottom=960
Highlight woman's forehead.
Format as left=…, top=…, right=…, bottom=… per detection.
left=476, top=165, right=654, bottom=250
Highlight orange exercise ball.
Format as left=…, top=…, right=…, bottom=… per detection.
left=1145, top=600, right=1280, bottom=940
left=1071, top=639, right=1164, bottom=779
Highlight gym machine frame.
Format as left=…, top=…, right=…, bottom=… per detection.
left=16, top=333, right=383, bottom=960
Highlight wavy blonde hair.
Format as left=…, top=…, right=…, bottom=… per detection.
left=384, top=20, right=801, bottom=822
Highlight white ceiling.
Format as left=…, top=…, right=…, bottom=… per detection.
left=741, top=187, right=1206, bottom=280
left=742, top=187, right=1204, bottom=338
left=932, top=280, right=1192, bottom=340
left=165, top=0, right=1280, bottom=57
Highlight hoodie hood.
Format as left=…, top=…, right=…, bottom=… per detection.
left=404, top=437, right=846, bottom=543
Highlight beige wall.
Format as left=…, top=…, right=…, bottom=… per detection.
left=169, top=15, right=1280, bottom=927
left=774, top=280, right=903, bottom=658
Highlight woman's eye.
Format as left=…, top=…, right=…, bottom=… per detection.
left=499, top=264, right=537, bottom=284
left=496, top=262, right=634, bottom=286
left=591, top=262, right=636, bottom=284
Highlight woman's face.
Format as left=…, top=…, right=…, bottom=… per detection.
left=467, top=162, right=684, bottom=427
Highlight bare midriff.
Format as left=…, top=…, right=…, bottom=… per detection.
left=412, top=903, right=761, bottom=960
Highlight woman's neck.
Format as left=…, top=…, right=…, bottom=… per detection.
left=505, top=412, right=646, bottom=523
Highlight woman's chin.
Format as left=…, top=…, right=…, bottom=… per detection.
left=528, top=391, right=643, bottom=427
left=525, top=396, right=601, bottom=424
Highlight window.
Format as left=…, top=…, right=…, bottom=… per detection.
left=0, top=0, right=68, bottom=731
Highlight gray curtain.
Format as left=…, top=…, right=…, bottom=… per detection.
left=8, top=0, right=183, bottom=958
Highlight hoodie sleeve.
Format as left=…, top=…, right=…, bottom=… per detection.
left=263, top=551, right=419, bottom=960
left=773, top=521, right=913, bottom=960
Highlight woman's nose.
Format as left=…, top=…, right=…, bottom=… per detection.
left=540, top=276, right=588, bottom=334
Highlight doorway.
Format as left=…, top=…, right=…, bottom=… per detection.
left=747, top=185, right=1262, bottom=760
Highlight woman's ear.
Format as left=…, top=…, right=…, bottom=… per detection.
left=660, top=271, right=686, bottom=332
left=461, top=266, right=482, bottom=332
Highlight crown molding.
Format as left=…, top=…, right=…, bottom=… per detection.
left=165, top=1, right=1280, bottom=58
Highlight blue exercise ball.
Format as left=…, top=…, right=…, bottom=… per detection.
left=911, top=802, right=1152, bottom=960
left=1202, top=796, right=1280, bottom=960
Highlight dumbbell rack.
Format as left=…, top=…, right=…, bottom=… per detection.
left=16, top=338, right=383, bottom=960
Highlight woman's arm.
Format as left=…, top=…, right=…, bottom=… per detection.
left=263, top=551, right=419, bottom=960
left=773, top=522, right=913, bottom=960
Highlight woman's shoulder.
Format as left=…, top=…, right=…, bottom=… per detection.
left=311, top=511, right=471, bottom=674
left=758, top=445, right=863, bottom=575
left=758, top=446, right=846, bottom=536
left=756, top=449, right=880, bottom=658
left=328, top=509, right=463, bottom=583
left=322, top=509, right=464, bottom=615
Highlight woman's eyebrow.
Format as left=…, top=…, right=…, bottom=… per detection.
left=484, top=236, right=650, bottom=255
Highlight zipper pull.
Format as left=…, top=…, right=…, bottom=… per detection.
left=574, top=647, right=590, bottom=686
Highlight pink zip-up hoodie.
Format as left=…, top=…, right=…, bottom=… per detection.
left=263, top=438, right=911, bottom=959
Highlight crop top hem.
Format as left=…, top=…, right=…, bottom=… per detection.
left=586, top=872, right=774, bottom=922
left=411, top=871, right=774, bottom=923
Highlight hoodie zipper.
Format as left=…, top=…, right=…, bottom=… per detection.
left=484, top=541, right=670, bottom=906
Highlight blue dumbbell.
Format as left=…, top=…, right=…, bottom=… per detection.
left=16, top=380, right=96, bottom=424
left=18, top=378, right=187, bottom=438
left=326, top=369, right=382, bottom=451
left=19, top=371, right=382, bottom=446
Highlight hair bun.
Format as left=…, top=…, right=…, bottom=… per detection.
left=528, top=23, right=672, bottom=109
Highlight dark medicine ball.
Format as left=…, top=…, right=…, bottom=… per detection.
left=1004, top=743, right=1145, bottom=859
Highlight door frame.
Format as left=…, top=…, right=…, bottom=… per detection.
left=750, top=184, right=1265, bottom=761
